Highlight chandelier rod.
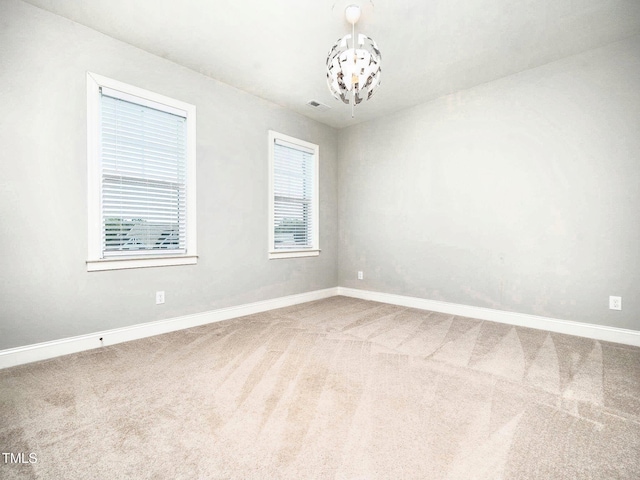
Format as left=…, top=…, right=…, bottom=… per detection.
left=352, top=20, right=355, bottom=118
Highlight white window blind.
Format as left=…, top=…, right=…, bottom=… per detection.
left=100, top=88, right=187, bottom=257
left=272, top=138, right=316, bottom=251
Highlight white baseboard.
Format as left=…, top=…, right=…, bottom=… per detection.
left=337, top=287, right=640, bottom=347
left=0, top=287, right=338, bottom=369
left=2, top=286, right=637, bottom=369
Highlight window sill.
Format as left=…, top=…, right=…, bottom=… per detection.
left=269, top=249, right=320, bottom=260
left=87, top=255, right=198, bottom=272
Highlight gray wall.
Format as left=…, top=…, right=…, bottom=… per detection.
left=338, top=35, right=640, bottom=331
left=1, top=1, right=638, bottom=351
left=0, top=0, right=338, bottom=349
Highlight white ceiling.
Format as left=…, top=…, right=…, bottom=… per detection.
left=22, top=0, right=640, bottom=128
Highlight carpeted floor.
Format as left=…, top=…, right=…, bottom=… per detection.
left=1, top=296, right=639, bottom=479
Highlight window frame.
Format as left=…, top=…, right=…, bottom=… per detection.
left=86, top=72, right=197, bottom=271
left=268, top=130, right=320, bottom=260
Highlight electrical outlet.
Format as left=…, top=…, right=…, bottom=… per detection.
left=357, top=271, right=363, bottom=280
left=156, top=291, right=165, bottom=305
left=609, top=296, right=621, bottom=311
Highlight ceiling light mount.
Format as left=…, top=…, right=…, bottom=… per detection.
left=344, top=4, right=361, bottom=25
left=326, top=3, right=382, bottom=118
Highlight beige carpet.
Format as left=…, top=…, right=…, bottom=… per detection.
left=1, top=296, right=639, bottom=479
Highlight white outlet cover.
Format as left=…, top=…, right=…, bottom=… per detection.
left=156, top=291, right=165, bottom=304
left=609, top=296, right=622, bottom=311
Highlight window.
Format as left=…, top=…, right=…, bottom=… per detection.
left=268, top=131, right=319, bottom=259
left=87, top=73, right=197, bottom=271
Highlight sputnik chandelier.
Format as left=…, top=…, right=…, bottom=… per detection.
left=326, top=4, right=382, bottom=117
